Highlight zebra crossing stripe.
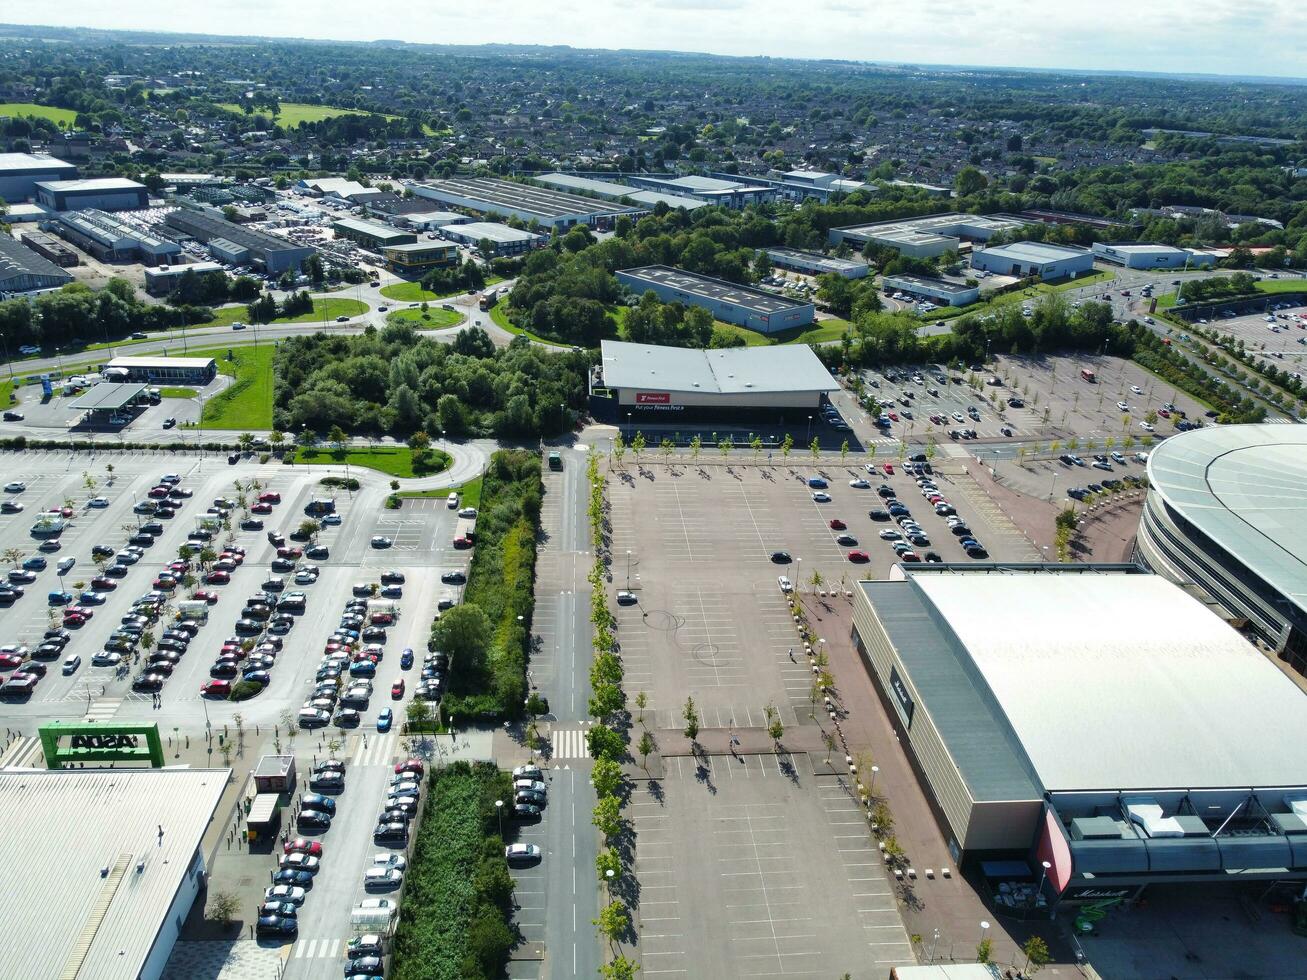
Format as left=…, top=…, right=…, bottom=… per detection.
left=0, top=736, right=44, bottom=769
left=550, top=728, right=590, bottom=759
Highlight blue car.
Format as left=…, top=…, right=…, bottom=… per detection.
left=807, top=477, right=828, bottom=489
left=242, top=669, right=271, bottom=685
left=349, top=660, right=376, bottom=677
left=400, top=648, right=413, bottom=670
left=47, top=590, right=73, bottom=605
left=78, top=591, right=107, bottom=605
left=377, top=708, right=393, bottom=732
left=22, top=556, right=46, bottom=571
left=300, top=793, right=336, bottom=814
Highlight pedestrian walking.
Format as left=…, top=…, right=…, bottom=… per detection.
left=788, top=647, right=795, bottom=662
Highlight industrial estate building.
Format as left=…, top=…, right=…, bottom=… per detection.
left=852, top=564, right=1307, bottom=907
left=596, top=339, right=838, bottom=423
left=143, top=262, right=227, bottom=295
left=627, top=173, right=775, bottom=208
left=829, top=212, right=1028, bottom=258
left=1137, top=424, right=1307, bottom=677
left=616, top=265, right=815, bottom=333
left=105, top=356, right=218, bottom=385
left=331, top=216, right=416, bottom=250
left=34, top=176, right=149, bottom=212
left=765, top=246, right=870, bottom=279
left=53, top=209, right=182, bottom=264
left=0, top=768, right=227, bottom=980
left=382, top=240, right=460, bottom=274
left=15, top=228, right=77, bottom=267
left=412, top=176, right=638, bottom=228
left=768, top=169, right=872, bottom=202
left=0, top=151, right=78, bottom=203
left=534, top=173, right=705, bottom=211
left=165, top=207, right=316, bottom=273
left=970, top=241, right=1095, bottom=281
left=882, top=273, right=980, bottom=307
left=438, top=220, right=544, bottom=256
left=0, top=233, right=75, bottom=294
left=1090, top=241, right=1216, bottom=270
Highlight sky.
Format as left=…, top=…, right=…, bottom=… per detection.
left=20, top=0, right=1307, bottom=80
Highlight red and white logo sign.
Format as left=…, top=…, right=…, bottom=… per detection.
left=635, top=391, right=671, bottom=405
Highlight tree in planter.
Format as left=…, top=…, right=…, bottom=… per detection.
left=765, top=703, right=784, bottom=746
left=406, top=697, right=432, bottom=731
left=840, top=439, right=849, bottom=462
left=593, top=899, right=630, bottom=949
left=238, top=432, right=255, bottom=453
left=822, top=730, right=836, bottom=764
left=601, top=957, right=639, bottom=980
left=297, top=519, right=321, bottom=542
left=585, top=723, right=625, bottom=762
left=810, top=437, right=821, bottom=460
left=659, top=437, right=675, bottom=462
left=976, top=937, right=993, bottom=964
left=105, top=462, right=115, bottom=484
left=611, top=434, right=625, bottom=468
left=780, top=433, right=793, bottom=460
left=1, top=547, right=22, bottom=568
left=269, top=430, right=285, bottom=454
left=750, top=434, right=763, bottom=461
left=689, top=434, right=702, bottom=460
left=682, top=696, right=700, bottom=747
left=208, top=889, right=240, bottom=927
left=596, top=847, right=622, bottom=883
left=637, top=730, right=655, bottom=772
left=591, top=757, right=624, bottom=799
left=588, top=681, right=625, bottom=722
left=630, top=430, right=646, bottom=464
left=592, top=796, right=623, bottom=840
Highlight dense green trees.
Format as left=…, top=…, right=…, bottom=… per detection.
left=272, top=325, right=587, bottom=438
left=0, top=280, right=212, bottom=349
left=419, top=259, right=486, bottom=296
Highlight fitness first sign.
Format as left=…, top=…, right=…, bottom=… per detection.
left=634, top=392, right=682, bottom=411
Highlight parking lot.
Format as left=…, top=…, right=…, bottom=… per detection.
left=7, top=374, right=223, bottom=433
left=1183, top=300, right=1307, bottom=370
left=628, top=754, right=912, bottom=979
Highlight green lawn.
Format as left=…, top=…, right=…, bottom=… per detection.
left=1257, top=279, right=1307, bottom=295
left=193, top=345, right=275, bottom=430
left=0, top=378, right=14, bottom=408
left=159, top=387, right=197, bottom=399
left=386, top=308, right=464, bottom=330
left=200, top=298, right=368, bottom=328
left=379, top=281, right=478, bottom=302
left=490, top=303, right=571, bottom=348
left=921, top=270, right=1116, bottom=322
left=0, top=102, right=77, bottom=125
left=399, top=474, right=482, bottom=507
left=293, top=446, right=450, bottom=478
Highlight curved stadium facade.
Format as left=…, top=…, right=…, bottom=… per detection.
left=1137, top=424, right=1307, bottom=676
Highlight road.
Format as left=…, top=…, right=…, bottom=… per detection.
left=523, top=442, right=602, bottom=980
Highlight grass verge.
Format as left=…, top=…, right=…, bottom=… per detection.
left=379, top=281, right=457, bottom=302
left=399, top=475, right=482, bottom=507
left=200, top=298, right=368, bottom=328
left=488, top=304, right=571, bottom=348
left=293, top=445, right=450, bottom=478
left=386, top=308, right=465, bottom=330
left=194, top=345, right=275, bottom=429
left=159, top=387, right=197, bottom=398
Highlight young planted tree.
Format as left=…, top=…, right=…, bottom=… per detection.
left=593, top=900, right=631, bottom=949
left=809, top=437, right=821, bottom=460
left=781, top=433, right=793, bottom=460
left=689, top=434, right=702, bottom=460
left=634, top=690, right=647, bottom=725
left=682, top=696, right=700, bottom=746
left=630, top=431, right=646, bottom=463
left=637, top=730, right=655, bottom=772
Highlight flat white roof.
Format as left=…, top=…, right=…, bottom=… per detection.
left=600, top=339, right=838, bottom=395
left=107, top=356, right=216, bottom=369
left=36, top=177, right=146, bottom=193
left=976, top=241, right=1091, bottom=264
left=0, top=151, right=75, bottom=173
left=0, top=768, right=228, bottom=979
left=912, top=572, right=1307, bottom=792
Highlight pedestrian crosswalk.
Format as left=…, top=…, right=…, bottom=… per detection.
left=291, top=937, right=341, bottom=959
left=549, top=727, right=590, bottom=760
left=83, top=697, right=121, bottom=722
left=0, top=736, right=45, bottom=769
left=350, top=731, right=398, bottom=767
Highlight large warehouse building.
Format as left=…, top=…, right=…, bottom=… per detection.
left=412, top=176, right=638, bottom=228
left=438, top=220, right=545, bottom=256
left=533, top=173, right=705, bottom=211
left=970, top=241, right=1095, bottom=281
left=0, top=151, right=78, bottom=203
left=1136, top=424, right=1307, bottom=677
left=331, top=216, right=416, bottom=250
left=882, top=273, right=980, bottom=307
left=852, top=564, right=1307, bottom=909
left=0, top=234, right=75, bottom=294
left=765, top=247, right=870, bottom=279
left=1091, top=241, right=1216, bottom=270
left=626, top=174, right=776, bottom=208
left=596, top=339, right=838, bottom=424
left=0, top=768, right=228, bottom=980
left=828, top=212, right=1027, bottom=258
left=165, top=207, right=316, bottom=274
left=35, top=176, right=149, bottom=212
left=616, top=265, right=815, bottom=334
left=54, top=209, right=181, bottom=264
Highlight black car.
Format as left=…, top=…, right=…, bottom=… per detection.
left=309, top=774, right=345, bottom=793
left=271, top=557, right=296, bottom=572
left=139, top=521, right=164, bottom=536
left=210, top=661, right=240, bottom=678
left=361, top=627, right=387, bottom=643
left=271, top=868, right=314, bottom=887
left=129, top=533, right=155, bottom=547
left=256, top=915, right=298, bottom=938
left=103, top=564, right=130, bottom=578
left=868, top=509, right=890, bottom=521
left=769, top=550, right=791, bottom=564
left=439, top=570, right=466, bottom=584
left=242, top=518, right=265, bottom=531
left=373, top=822, right=407, bottom=844
left=380, top=570, right=406, bottom=585
left=132, top=674, right=165, bottom=692
left=306, top=545, right=329, bottom=560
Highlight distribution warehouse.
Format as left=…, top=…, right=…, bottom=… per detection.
left=851, top=563, right=1307, bottom=911
left=765, top=246, right=870, bottom=278
left=0, top=233, right=75, bottom=294
left=970, top=241, right=1095, bottom=281
left=1137, top=424, right=1307, bottom=678
left=616, top=265, right=815, bottom=333
left=828, top=212, right=1027, bottom=258
left=438, top=221, right=544, bottom=256
left=533, top=173, right=705, bottom=211
left=411, top=176, right=638, bottom=228
left=0, top=151, right=78, bottom=202
left=164, top=207, right=317, bottom=273
left=594, top=339, right=838, bottom=424
left=1091, top=241, right=1216, bottom=269
left=34, top=177, right=149, bottom=212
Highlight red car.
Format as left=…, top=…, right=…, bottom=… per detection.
left=828, top=518, right=846, bottom=530
left=276, top=546, right=302, bottom=559
left=394, top=759, right=425, bottom=777
left=169, top=560, right=191, bottom=573
left=90, top=576, right=117, bottom=590
left=1158, top=408, right=1171, bottom=418
left=194, top=590, right=219, bottom=604
left=888, top=412, right=899, bottom=422
left=283, top=837, right=322, bottom=856
left=251, top=502, right=273, bottom=515
left=150, top=485, right=172, bottom=498
left=63, top=611, right=90, bottom=626
left=882, top=463, right=895, bottom=475
left=0, top=654, right=23, bottom=670
left=204, top=570, right=230, bottom=585
left=219, top=551, right=244, bottom=565
left=847, top=550, right=871, bottom=563
left=259, top=492, right=282, bottom=504
left=201, top=679, right=231, bottom=698
left=391, top=679, right=405, bottom=699
left=153, top=576, right=178, bottom=590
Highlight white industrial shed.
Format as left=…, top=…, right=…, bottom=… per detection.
left=970, top=241, right=1095, bottom=281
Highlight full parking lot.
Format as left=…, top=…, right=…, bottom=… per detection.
left=1186, top=301, right=1307, bottom=370
left=628, top=754, right=912, bottom=979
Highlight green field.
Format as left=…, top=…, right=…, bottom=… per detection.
left=194, top=345, right=275, bottom=430
left=0, top=102, right=77, bottom=126
left=379, top=281, right=456, bottom=302
left=293, top=446, right=450, bottom=478
left=200, top=298, right=368, bottom=328
left=0, top=378, right=14, bottom=409
left=217, top=101, right=446, bottom=135
left=386, top=308, right=464, bottom=330
left=399, top=474, right=482, bottom=507
left=159, top=387, right=197, bottom=399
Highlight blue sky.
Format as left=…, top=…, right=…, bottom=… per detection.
left=25, top=0, right=1307, bottom=80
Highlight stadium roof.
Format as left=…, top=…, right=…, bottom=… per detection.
left=1148, top=423, right=1307, bottom=614
left=902, top=568, right=1307, bottom=793
left=975, top=241, right=1091, bottom=264
left=600, top=340, right=838, bottom=395
left=68, top=383, right=148, bottom=411
left=618, top=265, right=812, bottom=316
left=0, top=768, right=227, bottom=980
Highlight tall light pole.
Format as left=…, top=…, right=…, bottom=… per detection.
left=494, top=799, right=504, bottom=839
left=978, top=920, right=990, bottom=950
left=625, top=550, right=631, bottom=591
left=869, top=764, right=879, bottom=796
left=1037, top=858, right=1052, bottom=911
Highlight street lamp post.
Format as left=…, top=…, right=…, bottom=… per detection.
left=978, top=920, right=990, bottom=950
left=807, top=415, right=813, bottom=442
left=869, top=764, right=879, bottom=796
left=928, top=927, right=940, bottom=963
left=1037, top=859, right=1052, bottom=914
left=625, top=550, right=631, bottom=591
left=494, top=799, right=504, bottom=838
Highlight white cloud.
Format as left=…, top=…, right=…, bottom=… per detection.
left=21, top=0, right=1307, bottom=79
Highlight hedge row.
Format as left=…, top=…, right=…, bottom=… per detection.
left=438, top=449, right=542, bottom=721
left=390, top=762, right=516, bottom=980
left=0, top=437, right=247, bottom=452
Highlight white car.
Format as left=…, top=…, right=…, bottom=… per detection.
left=777, top=575, right=793, bottom=593
left=811, top=491, right=831, bottom=502
left=849, top=479, right=870, bottom=489
left=62, top=655, right=81, bottom=675
left=458, top=507, right=478, bottom=519
left=294, top=569, right=319, bottom=584
left=3, top=482, right=24, bottom=493
left=879, top=529, right=903, bottom=540
left=353, top=898, right=396, bottom=916
left=364, top=867, right=403, bottom=889
left=1111, top=451, right=1126, bottom=464
left=87, top=496, right=109, bottom=508
left=1139, top=421, right=1155, bottom=432
left=370, top=536, right=393, bottom=548
left=373, top=852, right=407, bottom=871
left=1130, top=385, right=1143, bottom=395
left=1116, top=401, right=1130, bottom=412
left=505, top=843, right=542, bottom=863
left=91, top=651, right=122, bottom=667
left=266, top=885, right=306, bottom=905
